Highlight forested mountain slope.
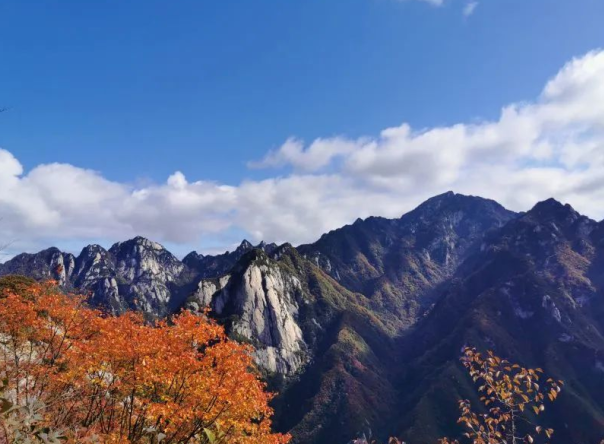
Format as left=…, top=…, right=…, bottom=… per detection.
left=3, top=193, right=603, bottom=443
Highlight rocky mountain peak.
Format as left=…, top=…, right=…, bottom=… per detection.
left=0, top=247, right=76, bottom=287
left=518, top=198, right=597, bottom=241
left=528, top=198, right=583, bottom=223
left=110, top=237, right=181, bottom=274
left=182, top=240, right=281, bottom=279
left=182, top=251, right=204, bottom=266
left=2, top=193, right=604, bottom=443
left=76, top=244, right=110, bottom=265
left=185, top=245, right=310, bottom=375
left=258, top=240, right=278, bottom=254
left=403, top=192, right=514, bottom=226
left=79, top=244, right=107, bottom=255
left=531, top=197, right=570, bottom=214
left=295, top=192, right=520, bottom=337
left=110, top=236, right=166, bottom=254
left=397, top=193, right=517, bottom=263
left=69, top=245, right=120, bottom=310
left=415, top=190, right=455, bottom=206
left=237, top=239, right=253, bottom=251
left=474, top=198, right=599, bottom=296
left=269, top=243, right=295, bottom=260
left=74, top=244, right=112, bottom=280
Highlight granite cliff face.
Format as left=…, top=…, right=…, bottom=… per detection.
left=0, top=238, right=314, bottom=376
left=0, top=247, right=77, bottom=287
left=0, top=237, right=194, bottom=316
left=183, top=239, right=277, bottom=278
left=3, top=193, right=604, bottom=444
left=186, top=249, right=309, bottom=375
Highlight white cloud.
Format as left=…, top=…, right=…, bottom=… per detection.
left=1, top=50, right=604, bottom=256
left=248, top=137, right=359, bottom=172
left=463, top=1, right=478, bottom=17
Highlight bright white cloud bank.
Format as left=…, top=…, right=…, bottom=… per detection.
left=1, top=50, right=604, bottom=254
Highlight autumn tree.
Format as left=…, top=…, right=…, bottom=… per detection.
left=440, top=347, right=563, bottom=444
left=0, top=280, right=290, bottom=444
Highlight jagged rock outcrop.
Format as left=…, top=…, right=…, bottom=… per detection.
left=3, top=193, right=604, bottom=444
left=0, top=236, right=195, bottom=317
left=108, top=237, right=190, bottom=315
left=186, top=249, right=309, bottom=375
left=183, top=239, right=278, bottom=278
left=0, top=247, right=76, bottom=287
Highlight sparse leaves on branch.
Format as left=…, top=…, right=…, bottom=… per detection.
left=439, top=347, right=562, bottom=444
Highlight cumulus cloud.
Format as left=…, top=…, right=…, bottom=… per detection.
left=1, top=50, right=604, bottom=256
left=248, top=137, right=359, bottom=172
left=247, top=49, right=604, bottom=222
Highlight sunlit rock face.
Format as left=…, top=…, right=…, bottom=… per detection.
left=187, top=250, right=309, bottom=375
left=0, top=247, right=76, bottom=287
left=0, top=237, right=311, bottom=375
left=3, top=193, right=604, bottom=444
left=0, top=236, right=193, bottom=317
left=107, top=237, right=187, bottom=315
left=183, top=239, right=278, bottom=278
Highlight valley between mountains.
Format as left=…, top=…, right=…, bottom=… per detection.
left=2, top=192, right=604, bottom=444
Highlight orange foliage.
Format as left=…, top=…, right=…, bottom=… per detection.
left=0, top=281, right=290, bottom=444
left=440, top=347, right=562, bottom=444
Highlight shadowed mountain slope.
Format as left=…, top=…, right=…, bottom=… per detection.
left=2, top=194, right=604, bottom=443
left=390, top=199, right=604, bottom=443
left=298, top=192, right=517, bottom=329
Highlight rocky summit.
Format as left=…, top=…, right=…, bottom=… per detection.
left=2, top=192, right=604, bottom=444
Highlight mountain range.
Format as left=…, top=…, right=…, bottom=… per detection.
left=1, top=192, right=603, bottom=444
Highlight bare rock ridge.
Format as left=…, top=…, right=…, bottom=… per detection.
left=2, top=193, right=604, bottom=444
left=0, top=237, right=309, bottom=378
left=186, top=249, right=309, bottom=375
left=0, top=238, right=278, bottom=316
left=0, top=247, right=77, bottom=287
left=183, top=239, right=278, bottom=278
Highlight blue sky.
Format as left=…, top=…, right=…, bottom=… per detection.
left=0, top=0, right=604, bottom=257
left=2, top=0, right=602, bottom=182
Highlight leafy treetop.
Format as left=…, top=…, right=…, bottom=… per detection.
left=0, top=280, right=290, bottom=444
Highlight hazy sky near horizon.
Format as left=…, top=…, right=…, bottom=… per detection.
left=1, top=0, right=604, bottom=257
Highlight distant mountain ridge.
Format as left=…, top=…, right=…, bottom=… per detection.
left=298, top=192, right=516, bottom=329
left=2, top=192, right=604, bottom=444
left=0, top=236, right=276, bottom=316
left=391, top=197, right=604, bottom=443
